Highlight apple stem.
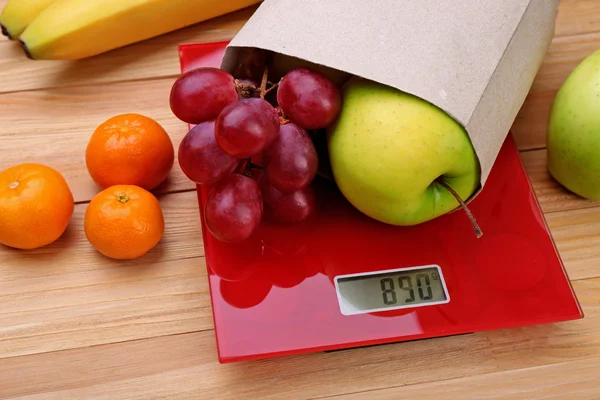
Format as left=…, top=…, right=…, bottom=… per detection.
left=436, top=178, right=483, bottom=238
left=259, top=66, right=269, bottom=99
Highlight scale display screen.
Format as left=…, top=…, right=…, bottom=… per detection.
left=334, top=265, right=450, bottom=316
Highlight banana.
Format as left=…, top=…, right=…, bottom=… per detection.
left=19, top=0, right=262, bottom=60
left=0, top=0, right=57, bottom=39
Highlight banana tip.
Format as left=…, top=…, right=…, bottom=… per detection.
left=18, top=39, right=34, bottom=60
left=1, top=24, right=12, bottom=39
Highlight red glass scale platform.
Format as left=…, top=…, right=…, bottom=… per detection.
left=178, top=41, right=583, bottom=364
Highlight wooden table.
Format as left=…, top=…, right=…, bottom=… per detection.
left=1, top=1, right=599, bottom=398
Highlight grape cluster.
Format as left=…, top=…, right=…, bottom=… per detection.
left=170, top=64, right=342, bottom=243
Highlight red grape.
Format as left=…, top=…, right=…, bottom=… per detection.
left=170, top=67, right=238, bottom=124
left=259, top=175, right=316, bottom=224
left=263, top=123, right=318, bottom=193
left=277, top=67, right=342, bottom=130
left=178, top=121, right=241, bottom=185
left=215, top=98, right=280, bottom=158
left=205, top=174, right=263, bottom=243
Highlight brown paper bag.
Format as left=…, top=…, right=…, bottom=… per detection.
left=221, top=0, right=559, bottom=191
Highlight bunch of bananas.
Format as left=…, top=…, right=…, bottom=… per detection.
left=0, top=0, right=261, bottom=60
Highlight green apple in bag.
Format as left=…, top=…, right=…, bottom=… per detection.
left=326, top=77, right=481, bottom=228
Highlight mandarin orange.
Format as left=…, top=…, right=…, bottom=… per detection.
left=0, top=163, right=74, bottom=250
left=86, top=113, right=175, bottom=191
left=84, top=184, right=164, bottom=260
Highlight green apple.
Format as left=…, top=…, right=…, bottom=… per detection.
left=326, top=77, right=480, bottom=226
left=547, top=49, right=600, bottom=199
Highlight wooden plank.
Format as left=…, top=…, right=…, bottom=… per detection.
left=547, top=207, right=600, bottom=282
left=0, top=332, right=215, bottom=400
left=0, top=78, right=194, bottom=203
left=555, top=0, right=600, bottom=38
left=521, top=152, right=600, bottom=279
left=0, top=7, right=253, bottom=94
left=0, top=278, right=597, bottom=400
left=529, top=33, right=600, bottom=95
left=521, top=149, right=600, bottom=214
left=512, top=32, right=600, bottom=150
left=0, top=191, right=212, bottom=359
left=0, top=0, right=599, bottom=96
left=326, top=357, right=600, bottom=400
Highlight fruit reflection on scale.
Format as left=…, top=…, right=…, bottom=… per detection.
left=179, top=42, right=582, bottom=364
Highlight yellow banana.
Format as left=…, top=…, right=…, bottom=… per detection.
left=19, top=0, right=262, bottom=60
left=0, top=0, right=57, bottom=39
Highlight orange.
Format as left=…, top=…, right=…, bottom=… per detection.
left=84, top=184, right=164, bottom=260
left=86, top=113, right=175, bottom=191
left=0, top=163, right=74, bottom=250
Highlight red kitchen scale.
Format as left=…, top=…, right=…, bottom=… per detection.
left=178, top=41, right=584, bottom=364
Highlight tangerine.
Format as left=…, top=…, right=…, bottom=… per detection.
left=84, top=185, right=164, bottom=260
left=86, top=113, right=175, bottom=191
left=0, top=163, right=74, bottom=250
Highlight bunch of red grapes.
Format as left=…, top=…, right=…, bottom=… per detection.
left=170, top=61, right=342, bottom=243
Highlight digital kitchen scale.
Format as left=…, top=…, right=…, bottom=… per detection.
left=178, top=41, right=583, bottom=364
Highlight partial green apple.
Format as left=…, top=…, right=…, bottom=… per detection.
left=547, top=49, right=600, bottom=200
left=326, top=77, right=481, bottom=226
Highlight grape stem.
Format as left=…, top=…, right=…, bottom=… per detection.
left=276, top=106, right=290, bottom=125
left=436, top=178, right=483, bottom=238
left=234, top=79, right=258, bottom=99
left=248, top=161, right=264, bottom=170
left=264, top=81, right=280, bottom=96
left=259, top=66, right=269, bottom=99
left=242, top=159, right=264, bottom=177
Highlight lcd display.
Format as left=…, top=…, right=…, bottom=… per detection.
left=335, top=265, right=450, bottom=316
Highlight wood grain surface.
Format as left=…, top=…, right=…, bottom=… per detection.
left=1, top=0, right=599, bottom=399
